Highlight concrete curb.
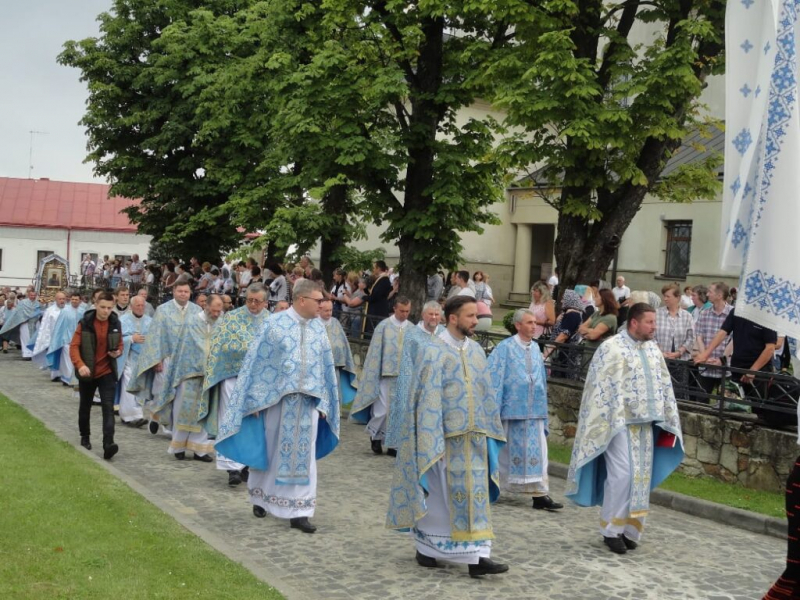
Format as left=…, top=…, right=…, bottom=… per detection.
left=1, top=387, right=306, bottom=600
left=548, top=461, right=787, bottom=540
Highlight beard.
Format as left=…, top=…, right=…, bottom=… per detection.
left=457, top=324, right=475, bottom=338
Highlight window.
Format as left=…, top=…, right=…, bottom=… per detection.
left=663, top=221, right=692, bottom=279
left=37, top=250, right=54, bottom=268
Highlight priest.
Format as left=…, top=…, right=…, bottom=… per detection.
left=350, top=297, right=412, bottom=456
left=47, top=292, right=86, bottom=385
left=215, top=280, right=340, bottom=534
left=488, top=309, right=562, bottom=511
left=318, top=299, right=357, bottom=409
left=0, top=287, right=42, bottom=358
left=117, top=295, right=152, bottom=428
left=204, top=283, right=269, bottom=486
left=566, top=302, right=684, bottom=554
left=417, top=301, right=444, bottom=337
left=387, top=295, right=509, bottom=578
left=32, top=291, right=66, bottom=379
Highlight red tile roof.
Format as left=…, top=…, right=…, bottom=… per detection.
left=0, top=177, right=141, bottom=233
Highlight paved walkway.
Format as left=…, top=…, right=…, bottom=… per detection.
left=0, top=352, right=787, bottom=600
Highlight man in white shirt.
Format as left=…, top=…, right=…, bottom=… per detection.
left=612, top=276, right=631, bottom=303
left=128, top=254, right=145, bottom=285
left=455, top=270, right=476, bottom=298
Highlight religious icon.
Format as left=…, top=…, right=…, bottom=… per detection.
left=46, top=268, right=62, bottom=288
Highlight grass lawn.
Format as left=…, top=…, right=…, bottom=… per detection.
left=548, top=441, right=786, bottom=519
left=0, top=394, right=282, bottom=600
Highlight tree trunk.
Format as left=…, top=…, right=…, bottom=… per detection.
left=319, top=185, right=349, bottom=286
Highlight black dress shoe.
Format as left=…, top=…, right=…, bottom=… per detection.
left=240, top=466, right=249, bottom=483
left=62, top=381, right=70, bottom=387
left=80, top=436, right=92, bottom=450
left=532, top=495, right=564, bottom=511
left=604, top=536, right=628, bottom=554
left=415, top=551, right=438, bottom=568
left=468, top=557, right=509, bottom=578
left=193, top=453, right=213, bottom=463
left=386, top=448, right=397, bottom=457
left=51, top=376, right=60, bottom=382
left=290, top=517, right=317, bottom=534
left=622, top=535, right=638, bottom=550
left=228, top=470, right=242, bottom=486
left=103, top=443, right=119, bottom=460
left=132, top=418, right=148, bottom=428
left=371, top=439, right=383, bottom=455
left=253, top=505, right=267, bottom=518
left=148, top=420, right=159, bottom=435
left=174, top=452, right=186, bottom=461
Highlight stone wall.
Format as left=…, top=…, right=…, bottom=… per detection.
left=546, top=382, right=797, bottom=493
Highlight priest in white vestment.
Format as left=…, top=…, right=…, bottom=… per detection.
left=318, top=299, right=357, bottom=409
left=215, top=280, right=340, bottom=534
left=0, top=287, right=42, bottom=358
left=32, top=291, right=66, bottom=379
left=47, top=292, right=86, bottom=385
left=566, top=303, right=684, bottom=554
left=117, top=296, right=152, bottom=427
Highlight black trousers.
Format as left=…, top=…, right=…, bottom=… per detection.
left=764, top=456, right=800, bottom=599
left=78, top=373, right=116, bottom=447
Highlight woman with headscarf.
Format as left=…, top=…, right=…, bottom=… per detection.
left=544, top=289, right=586, bottom=379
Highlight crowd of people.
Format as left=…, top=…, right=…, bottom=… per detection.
left=0, top=256, right=795, bottom=593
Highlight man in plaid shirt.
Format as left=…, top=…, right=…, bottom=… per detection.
left=693, top=282, right=732, bottom=394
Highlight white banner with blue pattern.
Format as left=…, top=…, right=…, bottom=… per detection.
left=723, top=0, right=800, bottom=336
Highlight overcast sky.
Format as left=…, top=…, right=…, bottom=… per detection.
left=0, top=1, right=111, bottom=183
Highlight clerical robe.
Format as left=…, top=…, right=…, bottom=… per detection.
left=32, top=304, right=63, bottom=376
left=416, top=321, right=444, bottom=337
left=321, top=317, right=357, bottom=409
left=128, top=300, right=201, bottom=431
left=117, top=312, right=153, bottom=423
left=387, top=331, right=506, bottom=564
left=0, top=299, right=42, bottom=358
left=384, top=325, right=438, bottom=450
left=47, top=305, right=86, bottom=384
left=203, top=305, right=268, bottom=471
left=350, top=316, right=409, bottom=441
left=488, top=335, right=550, bottom=495
left=215, top=308, right=340, bottom=519
left=566, top=330, right=684, bottom=541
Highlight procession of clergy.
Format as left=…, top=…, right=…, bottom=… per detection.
left=0, top=274, right=684, bottom=577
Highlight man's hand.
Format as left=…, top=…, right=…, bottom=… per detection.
left=694, top=350, right=710, bottom=365
left=132, top=334, right=145, bottom=344
left=78, top=366, right=91, bottom=378
left=108, top=349, right=121, bottom=359
left=740, top=372, right=756, bottom=384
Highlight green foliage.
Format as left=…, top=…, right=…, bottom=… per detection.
left=503, top=310, right=517, bottom=335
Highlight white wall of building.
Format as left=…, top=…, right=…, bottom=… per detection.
left=0, top=226, right=151, bottom=287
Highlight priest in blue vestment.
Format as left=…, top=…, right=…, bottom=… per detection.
left=1, top=287, right=42, bottom=358
left=488, top=309, right=563, bottom=511
left=387, top=296, right=509, bottom=578
left=47, top=292, right=86, bottom=385
left=417, top=301, right=445, bottom=337
left=117, top=295, right=152, bottom=427
left=203, top=283, right=269, bottom=486
left=318, top=299, right=357, bottom=409
left=566, top=303, right=684, bottom=554
left=127, top=277, right=202, bottom=442
left=215, top=280, right=339, bottom=534
left=350, top=297, right=412, bottom=456
left=32, top=291, right=66, bottom=379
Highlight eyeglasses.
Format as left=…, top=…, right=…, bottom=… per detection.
left=245, top=298, right=265, bottom=305
left=300, top=296, right=324, bottom=305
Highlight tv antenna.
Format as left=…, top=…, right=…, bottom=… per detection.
left=28, top=130, right=49, bottom=179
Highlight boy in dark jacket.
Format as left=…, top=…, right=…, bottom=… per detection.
left=70, top=291, right=123, bottom=459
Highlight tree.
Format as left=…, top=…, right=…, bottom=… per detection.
left=488, top=0, right=725, bottom=293
left=58, top=0, right=255, bottom=263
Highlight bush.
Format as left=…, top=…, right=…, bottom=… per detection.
left=502, top=310, right=517, bottom=335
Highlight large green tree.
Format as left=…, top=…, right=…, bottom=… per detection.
left=488, top=0, right=725, bottom=292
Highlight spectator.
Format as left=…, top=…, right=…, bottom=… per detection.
left=359, top=261, right=392, bottom=331
left=680, top=285, right=693, bottom=309
left=81, top=254, right=97, bottom=285
left=528, top=281, right=555, bottom=339
left=128, top=254, right=144, bottom=286
left=688, top=285, right=711, bottom=326
left=444, top=271, right=459, bottom=300
left=729, top=287, right=738, bottom=305
left=266, top=263, right=288, bottom=302
left=544, top=289, right=585, bottom=379
left=693, top=282, right=732, bottom=395
left=655, top=283, right=694, bottom=361
left=612, top=276, right=630, bottom=304
left=341, top=273, right=366, bottom=333
left=250, top=265, right=263, bottom=285
left=195, top=262, right=213, bottom=292
left=578, top=288, right=618, bottom=351
left=455, top=270, right=475, bottom=298
left=426, top=272, right=444, bottom=303
left=329, top=268, right=349, bottom=319
left=473, top=271, right=495, bottom=307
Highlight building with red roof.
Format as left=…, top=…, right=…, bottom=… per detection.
left=0, top=177, right=151, bottom=286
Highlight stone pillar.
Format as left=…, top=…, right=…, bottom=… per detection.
left=512, top=223, right=532, bottom=294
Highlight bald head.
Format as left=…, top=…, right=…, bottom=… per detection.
left=130, top=295, right=146, bottom=317
left=54, top=291, right=67, bottom=308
